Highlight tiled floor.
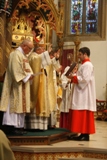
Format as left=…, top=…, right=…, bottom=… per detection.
left=12, top=120, right=107, bottom=153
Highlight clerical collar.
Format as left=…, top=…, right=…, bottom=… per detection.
left=16, top=46, right=24, bottom=55
left=82, top=58, right=90, bottom=64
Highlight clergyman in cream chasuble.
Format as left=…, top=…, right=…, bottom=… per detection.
left=25, top=51, right=50, bottom=130
left=28, top=52, right=42, bottom=113
left=25, top=51, right=60, bottom=130
left=0, top=48, right=33, bottom=128
left=28, top=51, right=58, bottom=117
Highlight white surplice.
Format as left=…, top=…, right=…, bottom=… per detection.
left=60, top=66, right=73, bottom=113
left=71, top=61, right=96, bottom=111
left=1, top=47, right=33, bottom=128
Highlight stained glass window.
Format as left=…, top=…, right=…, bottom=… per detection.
left=71, top=0, right=83, bottom=34
left=71, top=0, right=99, bottom=34
left=86, top=0, right=98, bottom=33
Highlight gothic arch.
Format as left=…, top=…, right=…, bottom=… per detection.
left=11, top=0, right=64, bottom=47
left=0, top=0, right=64, bottom=76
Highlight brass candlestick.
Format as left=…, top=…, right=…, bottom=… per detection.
left=74, top=23, right=81, bottom=62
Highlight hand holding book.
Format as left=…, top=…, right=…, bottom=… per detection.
left=65, top=62, right=77, bottom=77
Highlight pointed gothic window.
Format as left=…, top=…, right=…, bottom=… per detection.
left=64, top=0, right=106, bottom=41
left=71, top=0, right=99, bottom=34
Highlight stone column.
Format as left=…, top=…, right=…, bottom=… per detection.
left=52, top=30, right=58, bottom=48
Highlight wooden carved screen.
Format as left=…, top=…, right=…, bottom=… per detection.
left=11, top=0, right=64, bottom=48
left=0, top=0, right=64, bottom=77
left=12, top=11, right=47, bottom=47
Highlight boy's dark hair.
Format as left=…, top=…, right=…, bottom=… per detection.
left=79, top=47, right=90, bottom=57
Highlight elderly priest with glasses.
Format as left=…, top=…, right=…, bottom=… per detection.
left=0, top=39, right=34, bottom=135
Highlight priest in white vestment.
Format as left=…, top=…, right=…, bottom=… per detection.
left=0, top=39, right=34, bottom=134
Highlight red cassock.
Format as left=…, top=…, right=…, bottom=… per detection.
left=68, top=110, right=95, bottom=134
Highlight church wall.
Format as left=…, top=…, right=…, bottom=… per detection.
left=63, top=1, right=107, bottom=101
left=80, top=41, right=107, bottom=100
left=80, top=1, right=107, bottom=101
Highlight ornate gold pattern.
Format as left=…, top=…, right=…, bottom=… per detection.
left=5, top=41, right=11, bottom=58
left=74, top=24, right=81, bottom=62
left=0, top=0, right=64, bottom=75
left=11, top=0, right=64, bottom=46
left=12, top=12, right=34, bottom=45
left=13, top=151, right=107, bottom=160
left=18, top=0, right=32, bottom=9
left=0, top=47, right=5, bottom=76
left=11, top=10, right=19, bottom=22
left=34, top=0, right=64, bottom=35
left=0, top=47, right=3, bottom=65
left=0, top=18, right=4, bottom=37
left=14, top=152, right=83, bottom=160
left=22, top=82, right=26, bottom=112
left=6, top=21, right=12, bottom=37
left=83, top=152, right=107, bottom=159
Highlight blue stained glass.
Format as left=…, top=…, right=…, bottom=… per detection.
left=86, top=0, right=98, bottom=33
left=70, top=0, right=99, bottom=34
left=71, top=0, right=83, bottom=34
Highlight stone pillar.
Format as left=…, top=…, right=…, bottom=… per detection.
left=52, top=30, right=58, bottom=48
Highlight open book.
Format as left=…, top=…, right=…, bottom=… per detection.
left=65, top=62, right=77, bottom=76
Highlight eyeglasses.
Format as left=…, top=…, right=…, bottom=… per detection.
left=26, top=45, right=33, bottom=50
